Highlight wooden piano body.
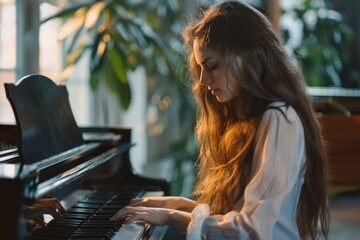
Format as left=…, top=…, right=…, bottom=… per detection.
left=0, top=75, right=170, bottom=239
left=314, top=96, right=360, bottom=187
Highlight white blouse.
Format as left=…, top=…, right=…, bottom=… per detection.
left=187, top=102, right=306, bottom=240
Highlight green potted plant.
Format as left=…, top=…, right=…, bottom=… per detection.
left=281, top=0, right=360, bottom=88
left=41, top=0, right=183, bottom=110
left=42, top=0, right=197, bottom=195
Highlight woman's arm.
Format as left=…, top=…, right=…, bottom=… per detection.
left=110, top=196, right=197, bottom=231
left=187, top=105, right=306, bottom=239
left=110, top=206, right=192, bottom=231
left=128, top=196, right=198, bottom=212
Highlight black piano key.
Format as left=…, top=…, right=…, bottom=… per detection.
left=63, top=214, right=90, bottom=220
left=48, top=222, right=80, bottom=228
left=31, top=230, right=73, bottom=238
left=88, top=215, right=113, bottom=221
left=78, top=199, right=107, bottom=205
left=70, top=232, right=112, bottom=239
left=72, top=203, right=101, bottom=209
left=81, top=219, right=120, bottom=227
left=47, top=220, right=82, bottom=227
left=81, top=194, right=113, bottom=201
left=63, top=213, right=90, bottom=218
left=74, top=228, right=114, bottom=234
left=67, top=208, right=96, bottom=214
left=30, top=191, right=146, bottom=239
left=30, top=237, right=65, bottom=240
left=93, top=212, right=116, bottom=217
left=101, top=204, right=126, bottom=209
left=97, top=208, right=120, bottom=213
left=79, top=224, right=118, bottom=229
left=70, top=238, right=107, bottom=240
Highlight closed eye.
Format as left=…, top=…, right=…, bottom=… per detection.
left=207, top=64, right=218, bottom=71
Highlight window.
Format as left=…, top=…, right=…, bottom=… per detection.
left=0, top=0, right=92, bottom=125
left=0, top=0, right=16, bottom=123
left=39, top=2, right=62, bottom=81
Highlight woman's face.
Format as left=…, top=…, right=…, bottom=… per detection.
left=193, top=39, right=241, bottom=103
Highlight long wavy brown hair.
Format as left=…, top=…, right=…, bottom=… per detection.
left=182, top=1, right=329, bottom=239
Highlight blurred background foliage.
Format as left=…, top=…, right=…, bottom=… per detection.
left=41, top=0, right=187, bottom=109
left=281, top=0, right=360, bottom=88
left=41, top=0, right=197, bottom=195
left=41, top=0, right=360, bottom=195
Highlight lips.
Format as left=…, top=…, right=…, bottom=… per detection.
left=208, top=86, right=218, bottom=95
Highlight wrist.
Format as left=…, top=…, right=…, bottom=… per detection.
left=168, top=210, right=192, bottom=231
left=177, top=197, right=198, bottom=212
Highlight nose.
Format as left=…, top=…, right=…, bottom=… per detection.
left=199, top=69, right=211, bottom=85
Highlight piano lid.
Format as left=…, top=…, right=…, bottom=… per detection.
left=4, top=75, right=84, bottom=165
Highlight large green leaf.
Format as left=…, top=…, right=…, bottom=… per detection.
left=41, top=0, right=188, bottom=113
left=105, top=63, right=131, bottom=109
left=89, top=69, right=100, bottom=91
left=108, top=46, right=128, bottom=84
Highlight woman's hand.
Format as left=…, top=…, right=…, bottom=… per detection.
left=110, top=206, right=192, bottom=231
left=128, top=196, right=197, bottom=212
left=24, top=198, right=66, bottom=227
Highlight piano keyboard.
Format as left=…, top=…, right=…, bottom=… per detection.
left=30, top=190, right=155, bottom=240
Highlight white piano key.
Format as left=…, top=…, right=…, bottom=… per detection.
left=112, top=222, right=147, bottom=240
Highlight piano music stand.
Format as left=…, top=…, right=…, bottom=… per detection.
left=5, top=74, right=84, bottom=165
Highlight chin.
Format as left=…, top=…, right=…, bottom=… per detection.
left=216, top=95, right=234, bottom=103
left=215, top=96, right=225, bottom=102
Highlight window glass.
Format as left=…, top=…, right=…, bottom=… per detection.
left=0, top=72, right=15, bottom=123
left=0, top=0, right=16, bottom=70
left=39, top=2, right=62, bottom=81
left=0, top=0, right=16, bottom=123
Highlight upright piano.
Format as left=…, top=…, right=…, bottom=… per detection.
left=310, top=87, right=360, bottom=187
left=0, top=75, right=170, bottom=239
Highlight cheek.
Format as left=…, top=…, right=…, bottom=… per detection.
left=228, top=75, right=241, bottom=94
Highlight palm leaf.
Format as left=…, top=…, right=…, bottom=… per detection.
left=66, top=27, right=84, bottom=54
left=105, top=63, right=131, bottom=109
left=90, top=32, right=106, bottom=72
left=113, top=4, right=132, bottom=21
left=133, top=17, right=166, bottom=49
left=66, top=35, right=89, bottom=66
left=127, top=23, right=147, bottom=48
left=40, top=3, right=92, bottom=24
left=115, top=22, right=130, bottom=41
left=59, top=65, right=74, bottom=83
left=85, top=1, right=107, bottom=29
left=57, top=7, right=87, bottom=41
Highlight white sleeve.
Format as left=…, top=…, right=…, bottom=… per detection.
left=186, top=106, right=306, bottom=240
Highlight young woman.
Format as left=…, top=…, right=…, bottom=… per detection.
left=110, top=1, right=329, bottom=239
